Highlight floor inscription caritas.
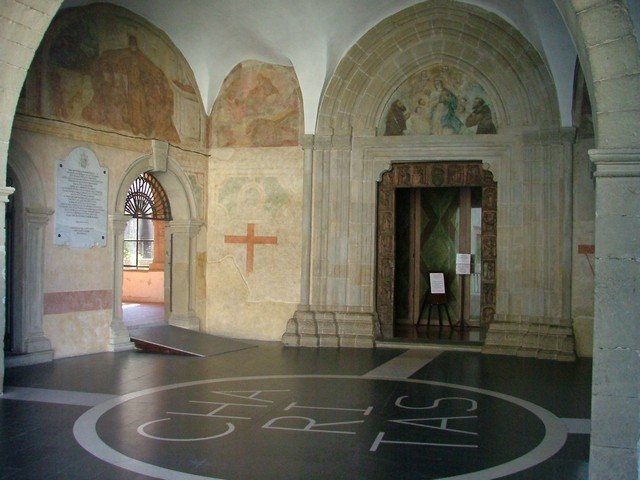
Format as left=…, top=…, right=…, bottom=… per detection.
left=74, top=375, right=568, bottom=480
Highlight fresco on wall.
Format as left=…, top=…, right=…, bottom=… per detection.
left=218, top=177, right=291, bottom=218
left=380, top=65, right=497, bottom=136
left=210, top=61, right=302, bottom=148
left=21, top=5, right=205, bottom=145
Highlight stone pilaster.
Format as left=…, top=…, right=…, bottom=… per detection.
left=166, top=220, right=202, bottom=331
left=283, top=133, right=376, bottom=349
left=589, top=148, right=640, bottom=478
left=483, top=129, right=577, bottom=361
left=21, top=207, right=54, bottom=358
left=109, top=214, right=135, bottom=352
left=298, top=134, right=314, bottom=306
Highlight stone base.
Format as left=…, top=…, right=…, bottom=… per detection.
left=24, top=335, right=53, bottom=354
left=108, top=323, right=135, bottom=352
left=168, top=313, right=200, bottom=331
left=282, top=307, right=375, bottom=348
left=5, top=349, right=54, bottom=368
left=482, top=316, right=576, bottom=361
left=572, top=315, right=594, bottom=358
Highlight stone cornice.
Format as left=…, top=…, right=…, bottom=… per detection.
left=12, top=114, right=209, bottom=157
left=590, top=148, right=640, bottom=177
left=310, top=128, right=572, bottom=150
left=520, top=127, right=575, bottom=145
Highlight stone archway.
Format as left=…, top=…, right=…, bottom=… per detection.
left=109, top=150, right=202, bottom=350
left=376, top=161, right=497, bottom=338
left=553, top=2, right=640, bottom=477
left=0, top=0, right=638, bottom=475
left=4, top=142, right=53, bottom=366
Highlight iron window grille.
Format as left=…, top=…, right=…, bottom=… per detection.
left=123, top=173, right=171, bottom=269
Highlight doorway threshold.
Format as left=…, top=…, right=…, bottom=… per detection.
left=376, top=338, right=482, bottom=352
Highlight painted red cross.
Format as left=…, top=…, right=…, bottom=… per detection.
left=224, top=223, right=278, bottom=274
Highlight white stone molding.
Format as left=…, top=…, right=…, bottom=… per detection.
left=108, top=213, right=135, bottom=352
left=590, top=148, right=640, bottom=177
left=0, top=186, right=15, bottom=203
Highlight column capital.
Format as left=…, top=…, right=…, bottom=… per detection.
left=0, top=186, right=15, bottom=203
left=24, top=206, right=54, bottom=225
left=590, top=148, right=640, bottom=177
left=109, top=213, right=131, bottom=235
left=300, top=134, right=315, bottom=150
left=168, top=219, right=203, bottom=238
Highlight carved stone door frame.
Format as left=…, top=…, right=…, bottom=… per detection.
left=376, top=161, right=497, bottom=338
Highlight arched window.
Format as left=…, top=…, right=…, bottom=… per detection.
left=123, top=173, right=171, bottom=269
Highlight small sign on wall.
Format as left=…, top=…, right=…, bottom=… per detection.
left=456, top=253, right=472, bottom=275
left=429, top=273, right=446, bottom=294
left=55, top=147, right=108, bottom=248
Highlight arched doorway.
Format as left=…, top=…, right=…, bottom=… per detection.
left=121, top=172, right=172, bottom=327
left=110, top=152, right=202, bottom=346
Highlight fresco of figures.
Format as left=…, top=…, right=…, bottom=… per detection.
left=19, top=4, right=207, bottom=146
left=381, top=65, right=497, bottom=136
left=210, top=60, right=303, bottom=148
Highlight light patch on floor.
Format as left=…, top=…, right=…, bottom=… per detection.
left=1, top=386, right=116, bottom=407
left=363, top=349, right=443, bottom=378
left=561, top=418, right=591, bottom=434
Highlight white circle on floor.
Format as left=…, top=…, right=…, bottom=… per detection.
left=73, top=375, right=568, bottom=480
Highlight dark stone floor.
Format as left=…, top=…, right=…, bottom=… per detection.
left=1, top=344, right=591, bottom=479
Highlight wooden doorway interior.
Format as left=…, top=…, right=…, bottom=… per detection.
left=376, top=162, right=497, bottom=341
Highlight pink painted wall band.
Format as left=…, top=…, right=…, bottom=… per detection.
left=44, top=290, right=113, bottom=315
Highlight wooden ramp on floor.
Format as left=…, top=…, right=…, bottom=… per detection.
left=129, top=325, right=255, bottom=357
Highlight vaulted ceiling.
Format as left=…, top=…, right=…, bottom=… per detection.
left=61, top=0, right=640, bottom=132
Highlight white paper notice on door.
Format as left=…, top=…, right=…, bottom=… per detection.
left=429, top=273, right=446, bottom=294
left=456, top=253, right=472, bottom=275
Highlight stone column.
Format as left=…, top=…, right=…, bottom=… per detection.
left=109, top=214, right=134, bottom=351
left=166, top=220, right=202, bottom=331
left=589, top=148, right=640, bottom=479
left=21, top=207, right=54, bottom=359
left=0, top=185, right=14, bottom=394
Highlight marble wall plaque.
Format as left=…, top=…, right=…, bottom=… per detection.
left=55, top=147, right=108, bottom=248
